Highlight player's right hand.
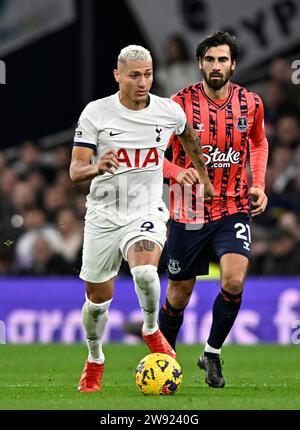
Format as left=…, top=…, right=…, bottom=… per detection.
left=177, top=168, right=214, bottom=201
left=176, top=168, right=200, bottom=185
left=96, top=149, right=119, bottom=175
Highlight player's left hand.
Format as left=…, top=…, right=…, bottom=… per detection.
left=203, top=178, right=214, bottom=202
left=249, top=187, right=268, bottom=216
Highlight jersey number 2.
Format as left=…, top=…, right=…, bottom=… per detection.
left=234, top=222, right=251, bottom=251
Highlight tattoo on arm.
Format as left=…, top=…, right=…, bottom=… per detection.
left=191, top=137, right=206, bottom=169
left=134, top=240, right=155, bottom=252
left=179, top=124, right=206, bottom=170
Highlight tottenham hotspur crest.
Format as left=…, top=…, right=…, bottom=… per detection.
left=236, top=116, right=248, bottom=132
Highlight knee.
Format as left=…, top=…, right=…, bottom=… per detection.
left=168, top=279, right=195, bottom=308
left=87, top=292, right=112, bottom=304
left=85, top=281, right=113, bottom=304
left=84, top=296, right=112, bottom=318
left=131, top=265, right=158, bottom=292
left=222, top=276, right=244, bottom=295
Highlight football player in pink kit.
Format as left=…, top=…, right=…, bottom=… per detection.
left=159, top=32, right=268, bottom=388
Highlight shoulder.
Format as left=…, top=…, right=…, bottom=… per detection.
left=149, top=93, right=186, bottom=123
left=150, top=93, right=184, bottom=113
left=173, top=82, right=201, bottom=98
left=232, top=83, right=263, bottom=104
left=80, top=94, right=116, bottom=116
left=169, top=82, right=201, bottom=109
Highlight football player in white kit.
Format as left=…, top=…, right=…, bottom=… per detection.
left=69, top=45, right=213, bottom=392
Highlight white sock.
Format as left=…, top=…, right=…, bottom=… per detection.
left=131, top=264, right=160, bottom=336
left=204, top=342, right=221, bottom=355
left=82, top=296, right=112, bottom=364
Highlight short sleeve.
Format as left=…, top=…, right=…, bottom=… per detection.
left=170, top=99, right=187, bottom=136
left=74, top=102, right=98, bottom=150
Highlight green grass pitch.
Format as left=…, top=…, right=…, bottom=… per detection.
left=0, top=344, right=299, bottom=410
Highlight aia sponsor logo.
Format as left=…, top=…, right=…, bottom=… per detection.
left=202, top=145, right=240, bottom=168
left=117, top=148, right=159, bottom=168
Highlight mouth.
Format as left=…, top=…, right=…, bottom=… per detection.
left=136, top=90, right=147, bottom=96
left=210, top=74, right=222, bottom=79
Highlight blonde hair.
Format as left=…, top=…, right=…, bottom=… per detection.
left=118, top=45, right=152, bottom=65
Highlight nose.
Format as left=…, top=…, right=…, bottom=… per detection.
left=212, top=61, right=221, bottom=71
left=138, top=76, right=147, bottom=88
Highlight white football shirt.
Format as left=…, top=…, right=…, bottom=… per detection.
left=74, top=92, right=186, bottom=224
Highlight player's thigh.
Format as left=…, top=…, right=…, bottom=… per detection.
left=212, top=213, right=252, bottom=262
left=167, top=219, right=210, bottom=280
left=80, top=221, right=123, bottom=284
left=212, top=213, right=251, bottom=293
left=120, top=212, right=167, bottom=269
left=127, top=240, right=161, bottom=269
left=85, top=278, right=115, bottom=303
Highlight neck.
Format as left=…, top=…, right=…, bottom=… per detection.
left=202, top=80, right=230, bottom=100
left=118, top=92, right=149, bottom=111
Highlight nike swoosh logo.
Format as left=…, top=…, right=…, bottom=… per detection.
left=110, top=131, right=125, bottom=136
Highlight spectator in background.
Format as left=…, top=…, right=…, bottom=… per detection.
left=267, top=146, right=294, bottom=194
left=263, top=81, right=287, bottom=137
left=56, top=207, right=83, bottom=264
left=274, top=115, right=300, bottom=150
left=24, top=170, right=47, bottom=209
left=13, top=140, right=55, bottom=183
left=15, top=207, right=62, bottom=271
left=13, top=140, right=41, bottom=177
left=0, top=246, right=15, bottom=275
left=0, top=170, right=23, bottom=245
left=269, top=57, right=298, bottom=104
left=248, top=225, right=269, bottom=275
left=263, top=228, right=300, bottom=276
left=279, top=211, right=300, bottom=240
left=286, top=164, right=300, bottom=214
left=43, top=185, right=68, bottom=222
left=0, top=168, right=19, bottom=197
left=54, top=169, right=75, bottom=196
left=0, top=151, right=7, bottom=170
left=52, top=146, right=71, bottom=170
left=20, top=236, right=71, bottom=276
left=11, top=181, right=37, bottom=213
left=156, top=34, right=199, bottom=97
left=270, top=58, right=293, bottom=85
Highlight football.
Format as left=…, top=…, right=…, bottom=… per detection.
left=135, top=353, right=182, bottom=395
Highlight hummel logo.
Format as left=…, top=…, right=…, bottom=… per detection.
left=196, top=123, right=205, bottom=132
left=110, top=131, right=125, bottom=136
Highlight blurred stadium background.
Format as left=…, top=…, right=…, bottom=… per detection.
left=0, top=0, right=300, bottom=348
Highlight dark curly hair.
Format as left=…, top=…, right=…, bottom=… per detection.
left=196, top=31, right=238, bottom=62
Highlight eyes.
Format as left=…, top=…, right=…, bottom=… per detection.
left=129, top=72, right=152, bottom=79
left=204, top=56, right=229, bottom=64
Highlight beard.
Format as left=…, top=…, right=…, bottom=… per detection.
left=202, top=69, right=234, bottom=90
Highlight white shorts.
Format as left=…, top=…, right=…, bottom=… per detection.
left=80, top=208, right=168, bottom=283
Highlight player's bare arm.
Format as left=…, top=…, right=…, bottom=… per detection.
left=69, top=146, right=119, bottom=182
left=178, top=122, right=214, bottom=200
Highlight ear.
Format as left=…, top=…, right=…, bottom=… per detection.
left=113, top=69, right=120, bottom=83
left=231, top=60, right=236, bottom=72
left=198, top=59, right=203, bottom=71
